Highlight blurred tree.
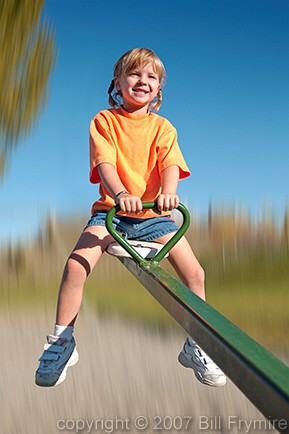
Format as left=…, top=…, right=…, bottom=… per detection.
left=0, top=0, right=56, bottom=177
left=283, top=206, right=289, bottom=254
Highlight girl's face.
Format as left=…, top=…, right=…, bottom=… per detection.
left=115, top=62, right=160, bottom=114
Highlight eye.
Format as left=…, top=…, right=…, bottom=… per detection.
left=148, top=71, right=158, bottom=80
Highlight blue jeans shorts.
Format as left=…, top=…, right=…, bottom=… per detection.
left=86, top=212, right=179, bottom=242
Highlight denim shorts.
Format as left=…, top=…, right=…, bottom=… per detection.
left=86, top=211, right=179, bottom=242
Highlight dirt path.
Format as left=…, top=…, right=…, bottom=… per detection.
left=0, top=303, right=281, bottom=434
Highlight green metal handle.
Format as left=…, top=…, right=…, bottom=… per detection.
left=106, top=202, right=190, bottom=264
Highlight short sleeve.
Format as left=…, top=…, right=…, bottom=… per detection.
left=89, top=114, right=117, bottom=184
left=157, top=125, right=190, bottom=180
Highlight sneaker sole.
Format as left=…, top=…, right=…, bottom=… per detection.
left=55, top=348, right=79, bottom=386
left=178, top=352, right=226, bottom=387
left=36, top=348, right=79, bottom=387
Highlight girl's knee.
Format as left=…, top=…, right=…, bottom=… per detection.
left=64, top=256, right=90, bottom=282
left=197, top=265, right=205, bottom=282
left=186, top=264, right=205, bottom=287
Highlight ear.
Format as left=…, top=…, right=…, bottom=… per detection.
left=114, top=76, right=121, bottom=91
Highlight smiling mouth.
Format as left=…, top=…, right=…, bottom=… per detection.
left=133, top=89, right=148, bottom=94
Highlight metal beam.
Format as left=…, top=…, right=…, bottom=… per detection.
left=118, top=256, right=289, bottom=434
left=106, top=203, right=289, bottom=432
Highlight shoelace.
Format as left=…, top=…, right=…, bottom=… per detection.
left=195, top=348, right=216, bottom=369
left=187, top=342, right=219, bottom=372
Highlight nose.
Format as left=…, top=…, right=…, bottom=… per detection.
left=137, top=75, right=147, bottom=85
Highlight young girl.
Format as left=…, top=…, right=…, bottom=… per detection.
left=35, top=48, right=226, bottom=388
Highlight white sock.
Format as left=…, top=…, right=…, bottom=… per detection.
left=54, top=324, right=74, bottom=341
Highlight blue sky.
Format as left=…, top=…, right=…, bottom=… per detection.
left=1, top=0, right=289, bottom=243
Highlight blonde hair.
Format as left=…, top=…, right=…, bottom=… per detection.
left=108, top=48, right=166, bottom=112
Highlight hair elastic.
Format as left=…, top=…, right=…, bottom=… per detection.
left=114, top=190, right=129, bottom=203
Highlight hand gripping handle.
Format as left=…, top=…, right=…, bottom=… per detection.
left=105, top=202, right=190, bottom=264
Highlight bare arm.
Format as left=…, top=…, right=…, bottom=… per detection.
left=157, top=165, right=180, bottom=212
left=98, top=163, right=142, bottom=214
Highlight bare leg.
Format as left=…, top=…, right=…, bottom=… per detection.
left=151, top=233, right=226, bottom=385
left=56, top=225, right=114, bottom=326
left=154, top=233, right=205, bottom=300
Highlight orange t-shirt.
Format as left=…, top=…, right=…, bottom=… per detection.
left=89, top=106, right=190, bottom=218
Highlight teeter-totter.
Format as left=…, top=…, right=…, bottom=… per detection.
left=107, top=239, right=169, bottom=260
left=106, top=202, right=289, bottom=433
left=106, top=201, right=189, bottom=264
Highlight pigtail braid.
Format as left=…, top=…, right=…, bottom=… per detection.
left=157, top=88, right=163, bottom=106
left=150, top=88, right=163, bottom=112
left=108, top=79, right=114, bottom=94
left=108, top=79, right=117, bottom=108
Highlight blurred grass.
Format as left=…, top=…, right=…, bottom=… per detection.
left=1, top=251, right=288, bottom=353
left=1, top=208, right=289, bottom=353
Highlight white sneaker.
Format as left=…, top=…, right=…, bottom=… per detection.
left=35, top=334, right=79, bottom=387
left=178, top=337, right=226, bottom=387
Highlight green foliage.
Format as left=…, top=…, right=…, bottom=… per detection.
left=0, top=0, right=56, bottom=175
